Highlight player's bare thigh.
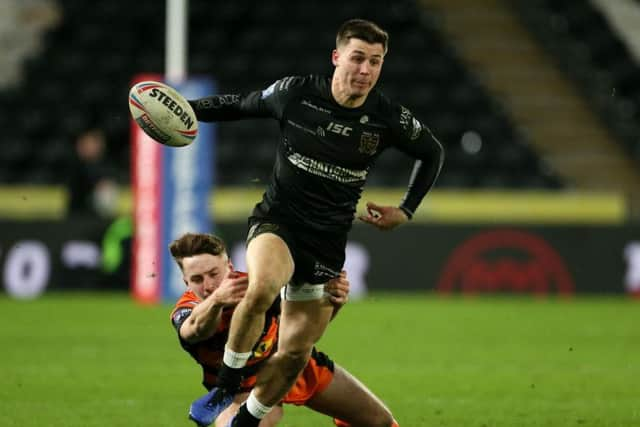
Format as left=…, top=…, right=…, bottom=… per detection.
left=245, top=232, right=294, bottom=301
left=305, top=364, right=395, bottom=427
left=278, top=298, right=335, bottom=353
left=215, top=392, right=283, bottom=427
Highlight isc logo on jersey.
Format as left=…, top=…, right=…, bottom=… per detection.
left=327, top=122, right=352, bottom=136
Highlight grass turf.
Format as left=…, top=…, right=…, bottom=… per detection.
left=0, top=292, right=638, bottom=426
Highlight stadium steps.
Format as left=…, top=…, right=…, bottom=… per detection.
left=419, top=0, right=640, bottom=201
left=0, top=0, right=60, bottom=89
left=591, top=0, right=640, bottom=62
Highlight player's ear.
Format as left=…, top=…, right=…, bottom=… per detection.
left=228, top=259, right=234, bottom=272
left=331, top=49, right=339, bottom=66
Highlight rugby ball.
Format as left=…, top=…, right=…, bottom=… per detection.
left=128, top=81, right=198, bottom=147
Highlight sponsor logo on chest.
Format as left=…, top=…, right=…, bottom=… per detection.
left=326, top=122, right=353, bottom=136
left=301, top=99, right=332, bottom=114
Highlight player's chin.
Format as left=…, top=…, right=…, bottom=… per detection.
left=349, top=87, right=371, bottom=100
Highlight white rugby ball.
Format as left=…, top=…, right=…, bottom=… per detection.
left=128, top=81, right=198, bottom=147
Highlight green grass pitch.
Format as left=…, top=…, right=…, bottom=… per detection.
left=1, top=293, right=638, bottom=426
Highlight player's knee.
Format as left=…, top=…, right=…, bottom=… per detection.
left=377, top=412, right=396, bottom=427
left=278, top=348, right=310, bottom=381
left=334, top=414, right=397, bottom=427
left=365, top=409, right=396, bottom=427
left=374, top=415, right=397, bottom=427
left=243, top=290, right=276, bottom=313
left=384, top=414, right=399, bottom=427
left=243, top=279, right=282, bottom=313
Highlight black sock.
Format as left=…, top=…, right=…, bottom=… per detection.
left=216, top=364, right=243, bottom=393
left=232, top=403, right=260, bottom=427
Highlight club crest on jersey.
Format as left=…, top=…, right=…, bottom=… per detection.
left=253, top=337, right=274, bottom=358
left=359, top=131, right=380, bottom=155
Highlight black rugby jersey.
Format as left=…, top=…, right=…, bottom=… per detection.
left=190, top=75, right=444, bottom=233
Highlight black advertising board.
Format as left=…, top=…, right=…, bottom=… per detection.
left=346, top=224, right=637, bottom=295
left=1, top=220, right=640, bottom=298
left=216, top=223, right=640, bottom=296
left=0, top=220, right=117, bottom=298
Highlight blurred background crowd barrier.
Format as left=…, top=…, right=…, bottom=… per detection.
left=1, top=218, right=639, bottom=298
left=2, top=189, right=638, bottom=299
left=1, top=0, right=639, bottom=299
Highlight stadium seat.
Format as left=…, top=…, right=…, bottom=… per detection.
left=513, top=0, right=640, bottom=168
left=0, top=0, right=563, bottom=189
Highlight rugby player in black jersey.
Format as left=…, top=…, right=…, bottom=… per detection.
left=187, top=18, right=444, bottom=427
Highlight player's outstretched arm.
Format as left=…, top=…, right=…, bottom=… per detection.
left=179, top=271, right=248, bottom=343
left=189, top=76, right=307, bottom=123
left=188, top=91, right=271, bottom=122
left=358, top=201, right=409, bottom=231
left=390, top=107, right=446, bottom=223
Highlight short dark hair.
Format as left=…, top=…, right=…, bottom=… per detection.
left=169, top=233, right=227, bottom=269
left=336, top=19, right=388, bottom=54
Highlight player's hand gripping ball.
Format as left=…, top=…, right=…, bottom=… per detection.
left=128, top=81, right=198, bottom=147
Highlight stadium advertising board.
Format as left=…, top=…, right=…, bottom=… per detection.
left=0, top=219, right=111, bottom=299
left=218, top=223, right=640, bottom=296
left=2, top=221, right=640, bottom=298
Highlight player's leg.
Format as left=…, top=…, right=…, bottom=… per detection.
left=215, top=393, right=246, bottom=427
left=305, top=364, right=398, bottom=427
left=257, top=297, right=334, bottom=403
left=231, top=297, right=334, bottom=426
left=219, top=230, right=294, bottom=389
left=189, top=229, right=294, bottom=426
left=216, top=393, right=283, bottom=427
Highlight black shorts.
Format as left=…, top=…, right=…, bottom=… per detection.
left=246, top=217, right=346, bottom=285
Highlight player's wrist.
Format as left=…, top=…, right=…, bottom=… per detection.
left=398, top=205, right=413, bottom=220
left=209, top=291, right=225, bottom=309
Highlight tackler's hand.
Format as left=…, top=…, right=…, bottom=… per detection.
left=325, top=270, right=350, bottom=308
left=358, top=201, right=409, bottom=231
left=212, top=270, right=248, bottom=308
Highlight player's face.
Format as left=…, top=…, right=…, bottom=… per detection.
left=181, top=253, right=231, bottom=300
left=332, top=38, right=385, bottom=100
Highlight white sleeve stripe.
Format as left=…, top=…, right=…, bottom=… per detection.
left=277, top=76, right=296, bottom=92
left=284, top=76, right=293, bottom=90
